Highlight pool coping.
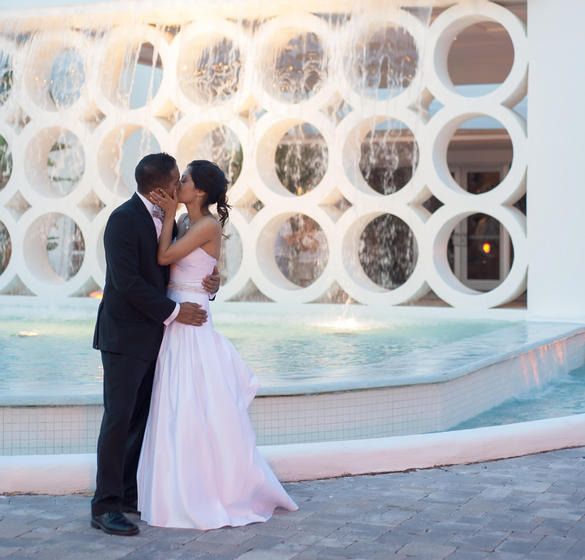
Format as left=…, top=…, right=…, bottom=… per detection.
left=2, top=321, right=583, bottom=405
left=2, top=412, right=585, bottom=493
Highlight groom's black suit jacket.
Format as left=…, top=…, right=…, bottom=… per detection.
left=93, top=193, right=177, bottom=362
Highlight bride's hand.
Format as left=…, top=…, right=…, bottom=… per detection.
left=148, top=189, right=178, bottom=217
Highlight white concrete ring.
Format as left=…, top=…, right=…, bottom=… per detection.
left=15, top=116, right=92, bottom=206
left=92, top=25, right=172, bottom=120
left=213, top=209, right=250, bottom=302
left=251, top=109, right=337, bottom=207
left=0, top=121, right=16, bottom=205
left=0, top=212, right=18, bottom=293
left=0, top=38, right=17, bottom=115
left=425, top=203, right=527, bottom=309
left=252, top=13, right=335, bottom=113
left=332, top=107, right=428, bottom=206
left=91, top=115, right=170, bottom=205
left=425, top=103, right=526, bottom=206
left=170, top=18, right=252, bottom=120
left=424, top=0, right=527, bottom=108
left=333, top=205, right=429, bottom=305
left=16, top=205, right=93, bottom=297
left=250, top=206, right=335, bottom=304
left=335, top=8, right=428, bottom=114
left=86, top=208, right=107, bottom=290
left=16, top=30, right=93, bottom=120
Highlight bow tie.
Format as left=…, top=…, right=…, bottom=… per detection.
left=152, top=205, right=165, bottom=221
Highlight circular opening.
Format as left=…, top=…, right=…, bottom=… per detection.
left=274, top=214, right=328, bottom=287
left=119, top=129, right=161, bottom=194
left=0, top=221, right=11, bottom=275
left=447, top=213, right=514, bottom=291
left=218, top=222, right=242, bottom=284
left=26, top=128, right=85, bottom=198
left=0, top=51, right=13, bottom=106
left=359, top=214, right=417, bottom=289
left=347, top=25, right=418, bottom=99
left=0, top=135, right=12, bottom=190
left=266, top=30, right=326, bottom=103
left=447, top=116, right=513, bottom=192
left=275, top=123, right=328, bottom=195
left=359, top=119, right=418, bottom=194
left=25, top=213, right=85, bottom=282
left=47, top=130, right=85, bottom=196
left=193, top=125, right=243, bottom=185
left=448, top=21, right=514, bottom=97
left=104, top=40, right=163, bottom=109
left=178, top=36, right=241, bottom=105
left=49, top=47, right=84, bottom=109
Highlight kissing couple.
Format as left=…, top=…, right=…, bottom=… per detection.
left=91, top=153, right=297, bottom=535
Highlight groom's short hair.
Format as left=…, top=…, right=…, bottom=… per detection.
left=135, top=153, right=177, bottom=194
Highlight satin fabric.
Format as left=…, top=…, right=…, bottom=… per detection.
left=137, top=247, right=298, bottom=529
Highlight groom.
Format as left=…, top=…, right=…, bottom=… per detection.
left=91, top=153, right=220, bottom=536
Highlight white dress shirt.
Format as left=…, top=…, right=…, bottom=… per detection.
left=136, top=191, right=180, bottom=326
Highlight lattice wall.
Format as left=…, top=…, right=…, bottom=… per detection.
left=0, top=1, right=527, bottom=308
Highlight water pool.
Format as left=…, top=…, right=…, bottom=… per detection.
left=452, top=364, right=585, bottom=430
left=0, top=309, right=515, bottom=397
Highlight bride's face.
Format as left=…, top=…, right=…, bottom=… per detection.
left=177, top=168, right=203, bottom=204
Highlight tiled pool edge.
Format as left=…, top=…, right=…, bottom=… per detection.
left=3, top=413, right=585, bottom=493
left=2, top=327, right=584, bottom=453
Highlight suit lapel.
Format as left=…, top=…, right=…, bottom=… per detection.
left=130, top=193, right=158, bottom=241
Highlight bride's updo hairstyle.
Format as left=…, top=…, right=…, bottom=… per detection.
left=187, top=160, right=231, bottom=227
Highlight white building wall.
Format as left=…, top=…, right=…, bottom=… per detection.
left=527, top=0, right=585, bottom=320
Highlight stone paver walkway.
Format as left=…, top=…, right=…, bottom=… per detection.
left=1, top=447, right=585, bottom=559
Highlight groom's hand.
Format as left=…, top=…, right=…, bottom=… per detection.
left=202, top=266, right=220, bottom=295
left=176, top=302, right=207, bottom=326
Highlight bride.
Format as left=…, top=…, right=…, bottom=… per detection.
left=137, top=159, right=298, bottom=529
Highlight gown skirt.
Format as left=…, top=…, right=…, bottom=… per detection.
left=137, top=288, right=298, bottom=529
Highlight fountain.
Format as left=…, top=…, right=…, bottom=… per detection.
left=1, top=0, right=585, bottom=493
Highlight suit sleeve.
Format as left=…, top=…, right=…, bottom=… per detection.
left=104, top=211, right=176, bottom=324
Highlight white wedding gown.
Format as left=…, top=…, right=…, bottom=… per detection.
left=137, top=247, right=298, bottom=529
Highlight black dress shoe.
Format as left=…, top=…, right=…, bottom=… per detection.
left=91, top=512, right=139, bottom=536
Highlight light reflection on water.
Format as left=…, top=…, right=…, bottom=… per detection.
left=0, top=317, right=512, bottom=396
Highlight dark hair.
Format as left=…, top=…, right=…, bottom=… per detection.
left=135, top=153, right=177, bottom=194
left=187, top=160, right=231, bottom=227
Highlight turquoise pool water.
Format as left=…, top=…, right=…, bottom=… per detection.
left=452, top=364, right=585, bottom=430
left=0, top=313, right=513, bottom=396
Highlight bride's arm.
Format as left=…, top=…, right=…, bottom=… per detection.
left=157, top=218, right=217, bottom=265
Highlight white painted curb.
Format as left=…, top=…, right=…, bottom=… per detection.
left=2, top=413, right=585, bottom=494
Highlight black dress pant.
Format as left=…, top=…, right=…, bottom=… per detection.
left=91, top=351, right=156, bottom=516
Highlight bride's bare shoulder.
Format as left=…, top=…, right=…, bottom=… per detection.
left=199, top=214, right=221, bottom=231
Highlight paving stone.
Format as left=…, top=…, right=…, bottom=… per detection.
left=240, top=534, right=285, bottom=549
left=4, top=448, right=585, bottom=559
left=531, top=534, right=579, bottom=555
left=397, top=540, right=456, bottom=558
left=444, top=550, right=487, bottom=560
left=536, top=508, right=583, bottom=521
left=236, top=549, right=297, bottom=560
left=495, top=535, right=542, bottom=555
left=448, top=531, right=509, bottom=552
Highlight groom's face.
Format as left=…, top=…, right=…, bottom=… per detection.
left=160, top=165, right=180, bottom=197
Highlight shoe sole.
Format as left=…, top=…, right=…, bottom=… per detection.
left=91, top=519, right=139, bottom=536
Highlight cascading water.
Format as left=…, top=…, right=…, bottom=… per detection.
left=0, top=1, right=433, bottom=300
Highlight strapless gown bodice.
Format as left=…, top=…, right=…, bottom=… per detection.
left=167, top=247, right=216, bottom=294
